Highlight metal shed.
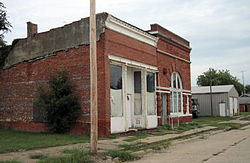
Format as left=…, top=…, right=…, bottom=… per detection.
left=192, top=85, right=239, bottom=117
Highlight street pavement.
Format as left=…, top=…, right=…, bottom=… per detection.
left=132, top=125, right=250, bottom=163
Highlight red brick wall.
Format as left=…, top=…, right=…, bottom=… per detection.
left=104, top=29, right=157, bottom=67
left=150, top=24, right=190, bottom=47
left=0, top=34, right=109, bottom=136
left=167, top=116, right=192, bottom=124
left=154, top=25, right=192, bottom=124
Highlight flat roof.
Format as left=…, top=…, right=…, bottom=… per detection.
left=192, top=85, right=234, bottom=94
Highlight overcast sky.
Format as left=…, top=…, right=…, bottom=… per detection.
left=2, top=0, right=250, bottom=86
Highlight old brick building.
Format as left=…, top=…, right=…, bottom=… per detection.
left=0, top=13, right=192, bottom=136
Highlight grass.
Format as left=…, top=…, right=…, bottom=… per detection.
left=240, top=116, right=250, bottom=121
left=240, top=112, right=250, bottom=116
left=119, top=139, right=171, bottom=152
left=119, top=142, right=146, bottom=151
left=37, top=149, right=92, bottom=163
left=30, top=154, right=48, bottom=160
left=0, top=128, right=90, bottom=154
left=192, top=116, right=236, bottom=124
left=0, top=161, right=21, bottom=163
left=105, top=150, right=140, bottom=162
left=123, top=132, right=150, bottom=142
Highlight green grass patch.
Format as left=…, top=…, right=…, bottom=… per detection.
left=211, top=123, right=242, bottom=130
left=0, top=128, right=90, bottom=154
left=38, top=149, right=92, bottom=163
left=30, top=153, right=48, bottom=160
left=119, top=140, right=171, bottom=152
left=105, top=150, right=140, bottom=162
left=119, top=142, right=146, bottom=151
left=0, top=161, right=21, bottom=163
left=192, top=116, right=236, bottom=124
left=123, top=132, right=149, bottom=142
left=240, top=112, right=250, bottom=116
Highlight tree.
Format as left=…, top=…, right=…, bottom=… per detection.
left=197, top=68, right=244, bottom=95
left=245, top=85, right=250, bottom=94
left=0, top=2, right=12, bottom=47
left=36, top=70, right=81, bottom=133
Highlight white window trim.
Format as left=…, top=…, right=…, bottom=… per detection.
left=170, top=72, right=183, bottom=115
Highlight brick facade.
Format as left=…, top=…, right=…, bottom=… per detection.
left=0, top=13, right=192, bottom=136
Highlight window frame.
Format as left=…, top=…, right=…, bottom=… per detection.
left=170, top=72, right=183, bottom=115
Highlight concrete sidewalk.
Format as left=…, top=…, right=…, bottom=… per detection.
left=0, top=116, right=249, bottom=163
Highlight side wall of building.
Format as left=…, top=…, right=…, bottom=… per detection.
left=0, top=34, right=109, bottom=136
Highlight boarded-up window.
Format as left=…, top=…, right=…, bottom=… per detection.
left=33, top=101, right=46, bottom=122
left=134, top=71, right=142, bottom=115
left=110, top=64, right=123, bottom=117
left=147, top=72, right=156, bottom=115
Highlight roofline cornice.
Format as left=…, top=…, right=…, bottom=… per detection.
left=149, top=31, right=191, bottom=50
left=105, top=14, right=158, bottom=47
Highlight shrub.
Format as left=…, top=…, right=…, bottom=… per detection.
left=36, top=70, right=81, bottom=133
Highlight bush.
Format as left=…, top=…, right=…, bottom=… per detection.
left=36, top=70, right=81, bottom=133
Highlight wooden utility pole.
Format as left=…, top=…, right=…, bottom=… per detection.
left=241, top=71, right=245, bottom=96
left=90, top=0, right=98, bottom=154
left=209, top=68, right=213, bottom=116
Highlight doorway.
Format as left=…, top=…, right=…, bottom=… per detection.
left=126, top=67, right=144, bottom=129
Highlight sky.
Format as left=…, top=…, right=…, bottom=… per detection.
left=2, top=0, right=250, bottom=86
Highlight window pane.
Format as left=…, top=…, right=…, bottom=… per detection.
left=110, top=64, right=123, bottom=117
left=173, top=73, right=176, bottom=88
left=110, top=64, right=122, bottom=90
left=134, top=71, right=141, bottom=93
left=170, top=92, right=173, bottom=113
left=174, top=92, right=177, bottom=113
left=147, top=72, right=155, bottom=93
left=177, top=76, right=180, bottom=89
left=178, top=92, right=181, bottom=112
left=134, top=71, right=142, bottom=115
left=147, top=92, right=155, bottom=115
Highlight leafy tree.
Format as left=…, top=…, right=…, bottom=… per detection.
left=0, top=2, right=12, bottom=47
left=36, top=70, right=81, bottom=133
left=197, top=68, right=244, bottom=95
left=245, top=85, right=250, bottom=94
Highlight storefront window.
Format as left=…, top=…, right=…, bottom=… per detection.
left=147, top=72, right=156, bottom=115
left=110, top=64, right=123, bottom=117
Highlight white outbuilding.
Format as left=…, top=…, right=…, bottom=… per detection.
left=192, top=85, right=239, bottom=117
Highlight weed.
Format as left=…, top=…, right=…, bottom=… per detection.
left=30, top=154, right=48, bottom=160
left=38, top=149, right=92, bottom=163
left=105, top=150, right=140, bottom=162
left=123, top=132, right=149, bottom=142
left=119, top=142, right=146, bottom=151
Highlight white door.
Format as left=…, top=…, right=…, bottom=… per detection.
left=126, top=68, right=134, bottom=128
left=219, top=103, right=226, bottom=117
left=126, top=94, right=132, bottom=128
left=229, top=97, right=234, bottom=116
